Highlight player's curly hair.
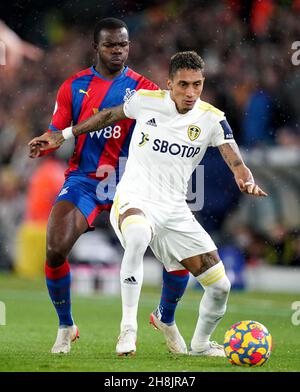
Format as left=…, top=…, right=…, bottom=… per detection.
left=94, top=18, right=128, bottom=43
left=169, top=51, right=205, bottom=79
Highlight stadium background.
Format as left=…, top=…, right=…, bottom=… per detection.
left=1, top=0, right=300, bottom=373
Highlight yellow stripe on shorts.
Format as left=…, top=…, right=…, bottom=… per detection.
left=199, top=263, right=225, bottom=286
left=120, top=215, right=149, bottom=233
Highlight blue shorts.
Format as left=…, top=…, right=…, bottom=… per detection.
left=55, top=175, right=113, bottom=230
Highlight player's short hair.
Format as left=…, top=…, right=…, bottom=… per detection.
left=169, top=51, right=205, bottom=79
left=94, top=18, right=129, bottom=43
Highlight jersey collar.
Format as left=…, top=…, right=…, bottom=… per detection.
left=90, top=65, right=128, bottom=81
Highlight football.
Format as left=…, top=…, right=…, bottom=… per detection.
left=224, top=320, right=272, bottom=366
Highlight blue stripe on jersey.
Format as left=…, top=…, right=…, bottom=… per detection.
left=49, top=124, right=59, bottom=131
left=79, top=75, right=139, bottom=174
left=71, top=74, right=94, bottom=124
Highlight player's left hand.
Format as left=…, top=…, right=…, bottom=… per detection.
left=28, top=131, right=65, bottom=151
left=236, top=179, right=268, bottom=197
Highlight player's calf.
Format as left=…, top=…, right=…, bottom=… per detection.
left=157, top=268, right=189, bottom=325
left=119, top=215, right=152, bottom=333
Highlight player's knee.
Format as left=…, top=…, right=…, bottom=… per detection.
left=46, top=239, right=69, bottom=267
left=222, top=275, right=231, bottom=294
left=121, top=217, right=152, bottom=255
left=208, top=275, right=231, bottom=300
left=124, top=225, right=151, bottom=255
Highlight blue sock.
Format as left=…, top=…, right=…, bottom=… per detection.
left=157, top=268, right=189, bottom=325
left=45, top=260, right=73, bottom=327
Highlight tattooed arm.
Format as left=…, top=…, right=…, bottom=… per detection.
left=28, top=104, right=127, bottom=154
left=72, top=105, right=126, bottom=136
left=218, top=142, right=267, bottom=197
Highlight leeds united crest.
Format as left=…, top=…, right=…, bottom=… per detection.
left=188, top=125, right=201, bottom=141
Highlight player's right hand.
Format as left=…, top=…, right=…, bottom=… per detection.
left=28, top=131, right=65, bottom=154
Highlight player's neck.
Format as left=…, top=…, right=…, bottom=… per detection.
left=94, top=64, right=125, bottom=80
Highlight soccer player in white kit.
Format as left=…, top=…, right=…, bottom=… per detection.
left=32, top=51, right=267, bottom=357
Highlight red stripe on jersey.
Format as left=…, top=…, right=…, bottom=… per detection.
left=49, top=79, right=72, bottom=131
left=93, top=117, right=134, bottom=179
left=125, top=69, right=159, bottom=91
left=49, top=68, right=93, bottom=132
left=126, top=69, right=159, bottom=90
left=66, top=75, right=113, bottom=174
left=77, top=76, right=112, bottom=123
left=65, top=133, right=88, bottom=175
left=72, top=68, right=93, bottom=79
left=95, top=76, right=158, bottom=175
left=135, top=75, right=159, bottom=92
left=125, top=68, right=143, bottom=81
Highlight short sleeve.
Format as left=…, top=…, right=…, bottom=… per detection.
left=123, top=90, right=142, bottom=119
left=210, top=118, right=235, bottom=147
left=138, top=78, right=159, bottom=91
left=48, top=80, right=72, bottom=132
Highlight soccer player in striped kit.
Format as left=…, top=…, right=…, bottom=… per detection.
left=29, top=18, right=189, bottom=355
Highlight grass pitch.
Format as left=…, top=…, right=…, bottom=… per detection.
left=0, top=273, right=299, bottom=372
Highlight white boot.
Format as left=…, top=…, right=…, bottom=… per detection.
left=51, top=325, right=79, bottom=354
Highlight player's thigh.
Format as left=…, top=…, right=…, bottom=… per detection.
left=47, top=200, right=88, bottom=253
left=181, top=250, right=221, bottom=276
left=150, top=222, right=218, bottom=274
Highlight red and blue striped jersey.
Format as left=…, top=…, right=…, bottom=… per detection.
left=48, top=65, right=158, bottom=179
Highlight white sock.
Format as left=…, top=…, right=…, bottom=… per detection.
left=119, top=216, right=152, bottom=333
left=191, top=261, right=231, bottom=352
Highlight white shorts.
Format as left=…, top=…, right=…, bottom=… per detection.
left=110, top=192, right=217, bottom=272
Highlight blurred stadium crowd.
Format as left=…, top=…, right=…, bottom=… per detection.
left=0, top=0, right=300, bottom=273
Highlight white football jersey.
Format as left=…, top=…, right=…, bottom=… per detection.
left=118, top=89, right=235, bottom=206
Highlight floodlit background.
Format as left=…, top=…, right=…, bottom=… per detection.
left=0, top=0, right=300, bottom=294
